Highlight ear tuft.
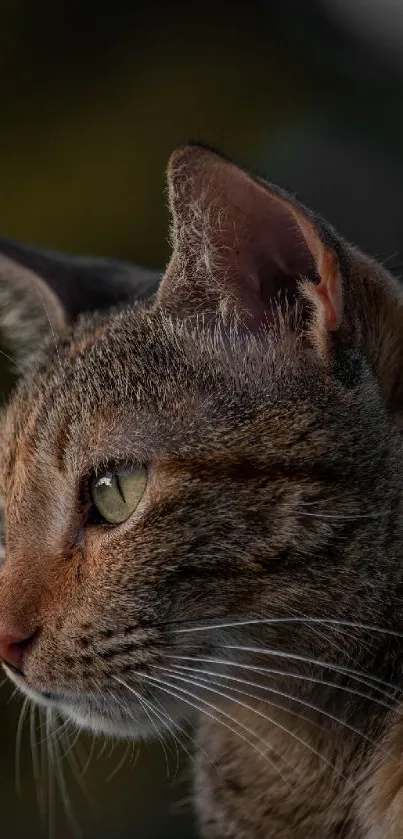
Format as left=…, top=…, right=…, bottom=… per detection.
left=300, top=249, right=343, bottom=356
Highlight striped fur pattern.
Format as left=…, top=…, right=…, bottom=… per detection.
left=1, top=146, right=403, bottom=837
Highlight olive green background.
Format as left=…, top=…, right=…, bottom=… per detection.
left=1, top=2, right=403, bottom=836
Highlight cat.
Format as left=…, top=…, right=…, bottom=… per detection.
left=1, top=143, right=403, bottom=838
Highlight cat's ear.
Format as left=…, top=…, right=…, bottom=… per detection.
left=0, top=240, right=159, bottom=372
left=157, top=144, right=342, bottom=356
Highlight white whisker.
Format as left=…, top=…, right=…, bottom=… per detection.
left=30, top=704, right=45, bottom=821
left=80, top=731, right=97, bottom=778
left=175, top=615, right=403, bottom=644
left=157, top=668, right=355, bottom=787
left=167, top=660, right=398, bottom=716
left=168, top=647, right=398, bottom=698
left=56, top=718, right=93, bottom=810
left=114, top=673, right=292, bottom=788
left=148, top=693, right=183, bottom=778
left=163, top=665, right=391, bottom=761
left=112, top=677, right=172, bottom=779
left=222, top=645, right=399, bottom=695
left=45, top=708, right=57, bottom=839
left=48, top=709, right=83, bottom=838
left=299, top=511, right=389, bottom=521
left=56, top=722, right=82, bottom=762
left=15, top=696, right=30, bottom=797
left=283, top=604, right=373, bottom=670
left=150, top=691, right=217, bottom=776
left=0, top=346, right=15, bottom=364
left=106, top=739, right=133, bottom=783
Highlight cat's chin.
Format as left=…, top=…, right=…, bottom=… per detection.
left=3, top=664, right=161, bottom=740
left=2, top=664, right=56, bottom=710
left=60, top=703, right=152, bottom=739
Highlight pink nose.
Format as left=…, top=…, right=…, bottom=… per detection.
left=0, top=629, right=36, bottom=672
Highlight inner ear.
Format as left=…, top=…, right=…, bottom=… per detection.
left=158, top=145, right=342, bottom=349
left=237, top=201, right=320, bottom=321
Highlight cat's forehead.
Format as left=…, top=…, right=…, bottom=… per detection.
left=0, top=304, right=351, bottom=496
left=36, top=306, right=310, bottom=413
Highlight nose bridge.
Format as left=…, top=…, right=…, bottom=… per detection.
left=0, top=553, right=43, bottom=672
left=0, top=437, right=76, bottom=635
left=0, top=552, right=44, bottom=636
left=0, top=521, right=81, bottom=634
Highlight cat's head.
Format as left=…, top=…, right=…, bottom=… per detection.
left=0, top=144, right=402, bottom=738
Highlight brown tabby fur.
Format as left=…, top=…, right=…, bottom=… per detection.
left=1, top=145, right=403, bottom=838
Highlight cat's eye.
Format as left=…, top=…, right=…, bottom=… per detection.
left=90, top=465, right=148, bottom=524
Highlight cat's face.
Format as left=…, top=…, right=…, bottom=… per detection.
left=0, top=144, right=403, bottom=740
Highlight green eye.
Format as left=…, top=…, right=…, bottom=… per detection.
left=90, top=465, right=148, bottom=524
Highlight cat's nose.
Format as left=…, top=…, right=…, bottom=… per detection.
left=0, top=627, right=37, bottom=673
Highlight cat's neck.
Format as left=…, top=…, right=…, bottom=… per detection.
left=195, top=699, right=372, bottom=838
left=193, top=592, right=403, bottom=839
left=195, top=685, right=399, bottom=839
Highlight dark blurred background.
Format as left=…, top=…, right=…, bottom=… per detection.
left=1, top=0, right=403, bottom=836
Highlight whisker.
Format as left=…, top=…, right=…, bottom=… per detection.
left=168, top=647, right=398, bottom=699
left=48, top=709, right=83, bottom=839
left=106, top=739, right=133, bottom=783
left=173, top=622, right=380, bottom=697
left=148, top=693, right=182, bottom=778
left=175, top=616, right=403, bottom=645
left=169, top=654, right=398, bottom=708
left=139, top=692, right=179, bottom=775
left=39, top=708, right=48, bottom=821
left=45, top=708, right=57, bottom=839
left=56, top=722, right=82, bottom=761
left=282, top=602, right=373, bottom=662
left=164, top=665, right=392, bottom=761
left=156, top=613, right=226, bottom=629
left=80, top=732, right=97, bottom=778
left=163, top=665, right=332, bottom=739
left=129, top=739, right=141, bottom=771
left=0, top=346, right=15, bottom=364
left=114, top=673, right=292, bottom=788
left=297, top=495, right=341, bottom=506
left=44, top=716, right=71, bottom=742
left=30, top=704, right=45, bottom=821
left=96, top=734, right=109, bottom=761
left=56, top=720, right=93, bottom=809
left=156, top=668, right=355, bottom=787
left=103, top=688, right=144, bottom=782
left=299, top=511, right=389, bottom=521
left=150, top=691, right=217, bottom=777
left=8, top=686, right=20, bottom=704
left=139, top=693, right=176, bottom=779
left=167, top=660, right=398, bottom=716
left=36, top=715, right=71, bottom=748
left=112, top=677, right=172, bottom=780
left=222, top=645, right=399, bottom=695
left=15, top=696, right=30, bottom=797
